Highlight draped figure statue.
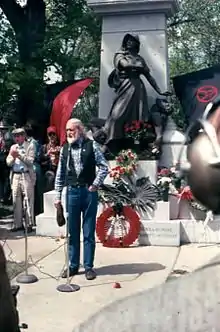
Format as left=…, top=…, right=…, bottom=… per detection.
left=93, top=33, right=171, bottom=153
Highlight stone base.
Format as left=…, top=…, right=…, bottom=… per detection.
left=137, top=201, right=169, bottom=220
left=180, top=218, right=220, bottom=244
left=36, top=188, right=106, bottom=238
left=139, top=220, right=180, bottom=247
left=36, top=216, right=66, bottom=237
left=36, top=189, right=67, bottom=237
left=37, top=188, right=220, bottom=245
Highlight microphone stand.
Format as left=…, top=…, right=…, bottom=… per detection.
left=16, top=167, right=38, bottom=284
left=57, top=144, right=80, bottom=293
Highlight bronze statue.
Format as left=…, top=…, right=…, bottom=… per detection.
left=96, top=34, right=171, bottom=151
left=149, top=98, right=172, bottom=154
left=178, top=94, right=220, bottom=213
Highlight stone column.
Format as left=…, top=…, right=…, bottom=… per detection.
left=87, top=0, right=179, bottom=119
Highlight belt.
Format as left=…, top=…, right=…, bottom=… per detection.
left=69, top=184, right=88, bottom=188
left=13, top=171, right=29, bottom=174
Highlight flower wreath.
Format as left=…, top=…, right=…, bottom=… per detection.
left=96, top=206, right=140, bottom=248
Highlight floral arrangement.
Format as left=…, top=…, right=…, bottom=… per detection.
left=109, top=149, right=138, bottom=181
left=177, top=185, right=193, bottom=200
left=157, top=167, right=181, bottom=197
left=177, top=185, right=207, bottom=211
left=157, top=167, right=207, bottom=211
left=124, top=120, right=154, bottom=142
left=99, top=148, right=160, bottom=213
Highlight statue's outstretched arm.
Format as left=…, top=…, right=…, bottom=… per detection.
left=143, top=69, right=172, bottom=97
left=144, top=71, right=162, bottom=94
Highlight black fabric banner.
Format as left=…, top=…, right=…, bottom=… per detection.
left=173, top=65, right=220, bottom=125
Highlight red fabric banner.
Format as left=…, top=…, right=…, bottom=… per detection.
left=50, top=78, right=93, bottom=145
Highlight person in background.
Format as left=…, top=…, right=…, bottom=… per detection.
left=6, top=128, right=36, bottom=233
left=24, top=123, right=44, bottom=218
left=54, top=118, right=109, bottom=280
left=0, top=122, right=13, bottom=204
left=41, top=126, right=60, bottom=192
left=0, top=123, right=7, bottom=203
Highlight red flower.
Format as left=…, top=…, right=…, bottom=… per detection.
left=159, top=168, right=170, bottom=176
left=124, top=124, right=132, bottom=133
left=119, top=167, right=125, bottom=174
left=179, top=186, right=193, bottom=200
left=133, top=120, right=140, bottom=130
left=116, top=156, right=123, bottom=163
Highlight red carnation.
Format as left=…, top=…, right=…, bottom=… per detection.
left=159, top=168, right=170, bottom=176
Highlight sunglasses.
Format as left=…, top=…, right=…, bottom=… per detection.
left=48, top=132, right=56, bottom=136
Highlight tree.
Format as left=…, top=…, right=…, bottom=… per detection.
left=44, top=0, right=101, bottom=123
left=0, top=0, right=46, bottom=125
left=0, top=0, right=101, bottom=126
left=167, top=0, right=220, bottom=128
left=168, top=0, right=220, bottom=76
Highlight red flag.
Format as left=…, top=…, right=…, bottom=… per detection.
left=50, top=78, right=93, bottom=145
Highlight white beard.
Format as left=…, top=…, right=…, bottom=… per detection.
left=66, top=136, right=78, bottom=144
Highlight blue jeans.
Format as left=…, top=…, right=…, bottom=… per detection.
left=67, top=186, right=98, bottom=270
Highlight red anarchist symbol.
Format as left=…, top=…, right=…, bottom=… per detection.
left=196, top=85, right=218, bottom=103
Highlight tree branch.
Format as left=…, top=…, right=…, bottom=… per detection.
left=0, top=0, right=25, bottom=32
left=168, top=18, right=196, bottom=28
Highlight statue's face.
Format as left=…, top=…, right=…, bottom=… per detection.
left=158, top=99, right=170, bottom=112
left=164, top=102, right=170, bottom=112
left=126, top=37, right=138, bottom=51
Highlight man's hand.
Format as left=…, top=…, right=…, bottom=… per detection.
left=9, top=146, right=18, bottom=159
left=54, top=200, right=62, bottom=208
left=88, top=185, right=98, bottom=192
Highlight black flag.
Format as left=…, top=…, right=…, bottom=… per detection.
left=173, top=65, right=220, bottom=125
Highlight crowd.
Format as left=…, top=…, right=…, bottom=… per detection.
left=0, top=122, right=61, bottom=232
left=1, top=117, right=109, bottom=281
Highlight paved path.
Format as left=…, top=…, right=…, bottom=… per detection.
left=0, top=235, right=218, bottom=332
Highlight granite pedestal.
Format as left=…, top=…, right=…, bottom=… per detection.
left=36, top=189, right=66, bottom=237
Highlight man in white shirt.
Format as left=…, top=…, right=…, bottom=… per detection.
left=6, top=128, right=36, bottom=232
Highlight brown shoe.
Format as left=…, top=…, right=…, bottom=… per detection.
left=85, top=269, right=96, bottom=280
left=61, top=267, right=78, bottom=278
left=27, top=226, right=33, bottom=233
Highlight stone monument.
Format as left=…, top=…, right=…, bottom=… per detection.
left=85, top=0, right=181, bottom=246
left=86, top=0, right=179, bottom=120
left=37, top=0, right=184, bottom=246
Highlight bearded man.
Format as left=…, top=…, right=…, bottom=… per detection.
left=54, top=118, right=108, bottom=280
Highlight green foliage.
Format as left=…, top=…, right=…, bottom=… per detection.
left=0, top=0, right=101, bottom=123
left=44, top=0, right=101, bottom=80
left=44, top=0, right=101, bottom=121
left=167, top=0, right=220, bottom=128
